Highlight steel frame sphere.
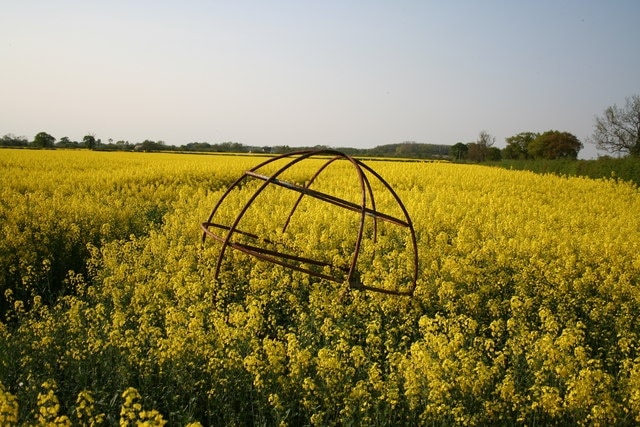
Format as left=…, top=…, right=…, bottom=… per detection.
left=201, top=149, right=418, bottom=296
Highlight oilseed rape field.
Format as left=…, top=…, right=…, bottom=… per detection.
left=1, top=149, right=640, bottom=426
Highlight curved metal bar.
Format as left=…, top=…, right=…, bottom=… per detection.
left=211, top=151, right=335, bottom=282
left=281, top=155, right=342, bottom=233
left=359, top=166, right=378, bottom=245
left=250, top=151, right=380, bottom=288
left=279, top=153, right=379, bottom=242
left=202, top=174, right=250, bottom=244
left=344, top=154, right=368, bottom=287
left=202, top=222, right=262, bottom=241
left=355, top=159, right=419, bottom=295
left=243, top=171, right=407, bottom=226
left=201, top=149, right=418, bottom=296
left=200, top=149, right=310, bottom=237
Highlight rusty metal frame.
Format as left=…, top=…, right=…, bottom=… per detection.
left=201, top=149, right=418, bottom=296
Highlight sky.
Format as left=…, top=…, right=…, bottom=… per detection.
left=1, top=1, right=639, bottom=158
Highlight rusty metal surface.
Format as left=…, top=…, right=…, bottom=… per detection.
left=201, top=149, right=418, bottom=296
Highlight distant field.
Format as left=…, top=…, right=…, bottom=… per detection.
left=1, top=149, right=640, bottom=425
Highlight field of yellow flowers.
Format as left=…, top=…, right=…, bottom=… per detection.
left=1, top=148, right=640, bottom=426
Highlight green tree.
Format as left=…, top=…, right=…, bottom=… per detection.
left=56, top=136, right=71, bottom=148
left=590, top=94, right=640, bottom=156
left=487, top=146, right=502, bottom=161
left=504, top=132, right=539, bottom=159
left=528, top=130, right=582, bottom=159
left=33, top=132, right=55, bottom=148
left=115, top=140, right=131, bottom=150
left=0, top=134, right=29, bottom=147
left=56, top=137, right=80, bottom=148
left=83, top=134, right=97, bottom=149
left=138, top=139, right=165, bottom=151
left=450, top=142, right=468, bottom=160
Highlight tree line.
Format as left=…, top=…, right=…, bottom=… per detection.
left=1, top=133, right=105, bottom=149
left=0, top=132, right=458, bottom=159
left=451, top=129, right=583, bottom=162
left=2, top=94, right=638, bottom=160
left=453, top=94, right=639, bottom=161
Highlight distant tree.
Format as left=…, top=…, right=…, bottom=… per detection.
left=138, top=140, right=166, bottom=151
left=83, top=134, right=97, bottom=149
left=395, top=141, right=418, bottom=157
left=487, top=146, right=502, bottom=161
left=97, top=139, right=127, bottom=151
left=1, top=134, right=29, bottom=147
left=391, top=141, right=449, bottom=158
left=478, top=130, right=495, bottom=146
left=55, top=136, right=79, bottom=148
left=504, top=132, right=539, bottom=159
left=140, top=140, right=155, bottom=151
left=528, top=130, right=582, bottom=159
left=450, top=142, right=468, bottom=160
left=183, top=142, right=211, bottom=151
left=272, top=145, right=292, bottom=154
left=467, top=143, right=481, bottom=162
left=218, top=141, right=243, bottom=152
left=33, top=132, right=55, bottom=148
left=467, top=131, right=495, bottom=162
left=589, top=95, right=640, bottom=157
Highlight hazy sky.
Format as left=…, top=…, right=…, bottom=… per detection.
left=2, top=1, right=639, bottom=158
